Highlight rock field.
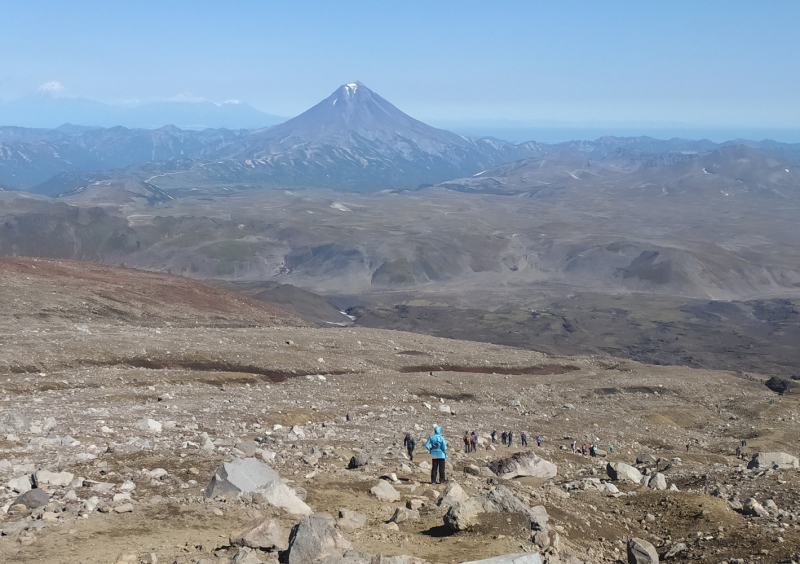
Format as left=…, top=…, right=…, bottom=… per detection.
left=2, top=258, right=800, bottom=564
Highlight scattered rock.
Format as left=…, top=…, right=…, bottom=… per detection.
left=636, top=453, right=657, bottom=465
left=231, top=517, right=288, bottom=551
left=747, top=452, right=799, bottom=470
left=389, top=507, right=420, bottom=524
left=338, top=508, right=367, bottom=533
left=649, top=473, right=667, bottom=490
left=33, top=469, right=74, bottom=487
left=743, top=497, right=770, bottom=517
left=13, top=488, right=49, bottom=509
left=370, top=480, right=400, bottom=502
left=438, top=482, right=469, bottom=507
left=204, top=458, right=280, bottom=498
left=627, top=537, right=659, bottom=564
left=663, top=542, right=688, bottom=559
left=230, top=547, right=264, bottom=564
left=607, top=462, right=643, bottom=484
left=286, top=514, right=352, bottom=564
left=462, top=554, right=543, bottom=564
left=488, top=451, right=558, bottom=480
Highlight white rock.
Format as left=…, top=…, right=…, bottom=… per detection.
left=135, top=419, right=162, bottom=433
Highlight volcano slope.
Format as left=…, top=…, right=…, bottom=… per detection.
left=1, top=259, right=800, bottom=564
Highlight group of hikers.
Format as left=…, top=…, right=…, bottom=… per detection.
left=404, top=426, right=545, bottom=484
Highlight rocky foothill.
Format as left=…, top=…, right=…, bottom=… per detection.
left=1, top=258, right=800, bottom=563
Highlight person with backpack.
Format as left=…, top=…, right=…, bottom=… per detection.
left=501, top=431, right=508, bottom=446
left=521, top=432, right=528, bottom=447
left=425, top=426, right=448, bottom=484
left=508, top=431, right=514, bottom=447
left=471, top=431, right=478, bottom=453
left=404, top=433, right=415, bottom=461
left=491, top=430, right=497, bottom=444
left=536, top=435, right=542, bottom=447
left=463, top=431, right=471, bottom=453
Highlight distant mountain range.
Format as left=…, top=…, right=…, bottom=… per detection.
left=0, top=94, right=285, bottom=130
left=0, top=81, right=799, bottom=195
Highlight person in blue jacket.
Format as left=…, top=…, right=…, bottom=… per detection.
left=425, top=425, right=448, bottom=484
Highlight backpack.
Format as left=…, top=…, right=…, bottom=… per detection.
left=429, top=434, right=444, bottom=451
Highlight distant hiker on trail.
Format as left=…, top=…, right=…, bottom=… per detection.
left=491, top=430, right=497, bottom=444
left=471, top=431, right=478, bottom=452
left=536, top=435, right=542, bottom=447
left=741, top=439, right=747, bottom=447
left=521, top=432, right=528, bottom=447
left=609, top=444, right=614, bottom=453
left=582, top=443, right=587, bottom=456
left=404, top=433, right=415, bottom=461
left=735, top=445, right=741, bottom=457
left=501, top=431, right=508, bottom=446
left=425, top=426, right=448, bottom=484
left=591, top=444, right=598, bottom=457
left=508, top=431, right=514, bottom=446
left=571, top=440, right=577, bottom=454
left=686, top=443, right=690, bottom=452
left=463, top=431, right=471, bottom=453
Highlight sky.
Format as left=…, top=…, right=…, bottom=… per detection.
left=2, top=1, right=799, bottom=137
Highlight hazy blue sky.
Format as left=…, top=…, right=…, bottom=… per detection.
left=2, top=1, right=799, bottom=129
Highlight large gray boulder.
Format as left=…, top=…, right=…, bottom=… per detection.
left=13, top=488, right=49, bottom=509
left=743, top=497, right=769, bottom=517
left=444, top=486, right=546, bottom=532
left=438, top=482, right=469, bottom=507
left=747, top=452, right=799, bottom=470
left=607, top=462, right=643, bottom=484
left=462, top=554, right=542, bottom=564
left=337, top=509, right=367, bottom=533
left=206, top=457, right=311, bottom=515
left=488, top=451, right=557, bottom=480
left=370, top=480, right=400, bottom=501
left=230, top=547, right=264, bottom=564
left=649, top=473, right=667, bottom=490
left=33, top=470, right=74, bottom=488
left=287, top=515, right=353, bottom=564
left=627, top=538, right=659, bottom=564
left=205, top=458, right=280, bottom=498
left=1, top=411, right=30, bottom=433
left=230, top=517, right=288, bottom=551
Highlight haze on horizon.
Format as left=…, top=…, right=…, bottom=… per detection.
left=2, top=1, right=799, bottom=141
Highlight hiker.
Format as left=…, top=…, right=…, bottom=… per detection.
left=521, top=432, right=528, bottom=447
left=581, top=443, right=587, bottom=456
left=508, top=431, right=514, bottom=446
left=463, top=431, right=471, bottom=453
left=491, top=430, right=497, bottom=444
left=471, top=431, right=478, bottom=453
left=404, top=433, right=415, bottom=461
left=425, top=426, right=448, bottom=484
left=591, top=444, right=598, bottom=457
left=735, top=445, right=741, bottom=457
left=571, top=440, right=577, bottom=454
left=686, top=443, right=690, bottom=452
left=741, top=439, right=747, bottom=447
left=501, top=431, right=508, bottom=446
left=536, top=435, right=542, bottom=447
left=609, top=444, right=614, bottom=453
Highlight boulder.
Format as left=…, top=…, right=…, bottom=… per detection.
left=13, top=488, right=49, bottom=509
left=627, top=538, right=659, bottom=564
left=462, top=554, right=542, bottom=564
left=607, top=462, right=643, bottom=484
left=253, top=481, right=313, bottom=516
left=1, top=411, right=30, bottom=433
left=438, top=483, right=469, bottom=507
left=231, top=517, right=287, bottom=551
left=287, top=515, right=352, bottom=564
left=230, top=547, right=264, bottom=564
left=348, top=453, right=370, bottom=469
left=747, top=452, right=799, bottom=470
left=488, top=451, right=558, bottom=480
left=135, top=418, right=162, bottom=433
left=663, top=543, right=688, bottom=560
left=389, top=507, right=420, bottom=524
left=337, top=509, right=367, bottom=533
left=765, top=376, right=799, bottom=395
left=636, top=453, right=657, bottom=465
left=8, top=475, right=32, bottom=493
left=34, top=470, right=74, bottom=487
left=235, top=440, right=259, bottom=458
left=444, top=485, right=543, bottom=532
left=649, top=473, right=667, bottom=490
left=743, top=497, right=769, bottom=517
left=370, top=480, right=400, bottom=502
left=205, top=458, right=280, bottom=498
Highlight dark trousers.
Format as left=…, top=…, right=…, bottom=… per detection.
left=522, top=437, right=527, bottom=446
left=407, top=447, right=414, bottom=461
left=431, top=458, right=446, bottom=483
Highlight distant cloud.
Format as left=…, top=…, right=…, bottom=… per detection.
left=223, top=99, right=241, bottom=105
left=38, top=81, right=66, bottom=97
left=165, top=92, right=208, bottom=103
